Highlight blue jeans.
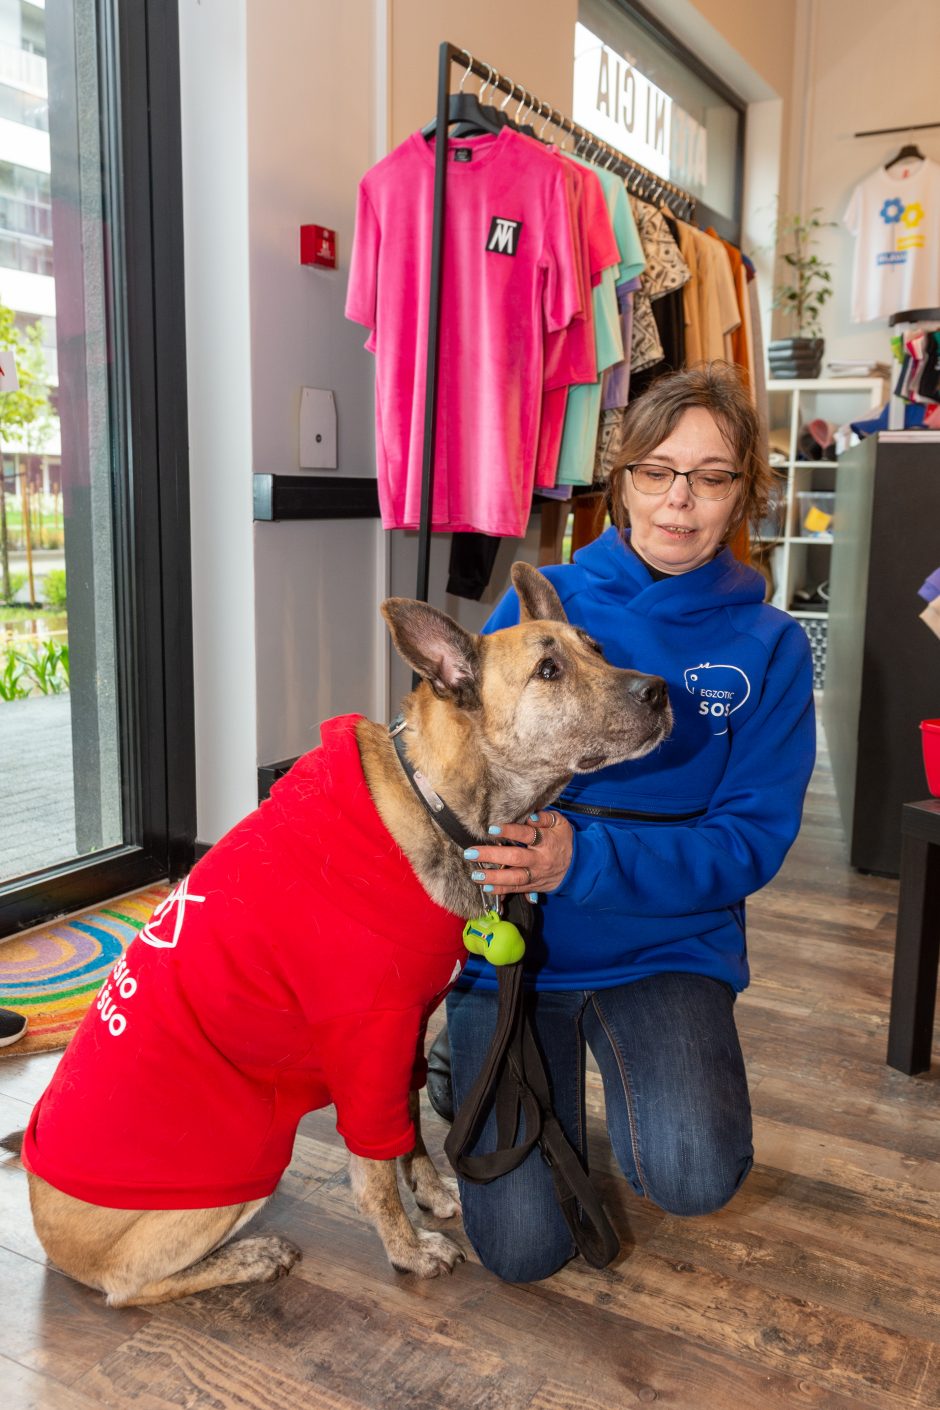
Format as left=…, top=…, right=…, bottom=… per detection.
left=445, top=972, right=753, bottom=1283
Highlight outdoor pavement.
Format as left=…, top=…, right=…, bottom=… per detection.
left=0, top=693, right=76, bottom=882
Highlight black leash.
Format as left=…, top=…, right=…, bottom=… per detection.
left=443, top=895, right=620, bottom=1270
left=389, top=716, right=620, bottom=1270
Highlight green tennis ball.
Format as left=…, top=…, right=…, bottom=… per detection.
left=462, top=911, right=526, bottom=966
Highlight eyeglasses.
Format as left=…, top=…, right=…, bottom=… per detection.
left=626, top=463, right=742, bottom=501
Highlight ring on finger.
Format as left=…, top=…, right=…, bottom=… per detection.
left=520, top=866, right=532, bottom=886
left=530, top=827, right=543, bottom=847
left=544, top=811, right=560, bottom=829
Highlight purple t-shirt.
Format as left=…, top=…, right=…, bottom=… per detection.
left=602, top=275, right=643, bottom=410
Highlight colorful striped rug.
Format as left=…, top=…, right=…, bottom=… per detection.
left=0, top=885, right=171, bottom=1056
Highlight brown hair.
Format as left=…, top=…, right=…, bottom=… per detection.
left=605, top=362, right=773, bottom=543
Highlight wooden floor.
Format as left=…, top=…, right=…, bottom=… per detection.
left=2, top=730, right=938, bottom=1410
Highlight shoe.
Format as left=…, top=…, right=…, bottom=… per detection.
left=0, top=1008, right=27, bottom=1047
left=426, top=1026, right=454, bottom=1124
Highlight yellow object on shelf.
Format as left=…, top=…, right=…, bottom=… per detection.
left=803, top=504, right=832, bottom=535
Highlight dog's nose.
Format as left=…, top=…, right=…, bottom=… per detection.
left=629, top=674, right=668, bottom=710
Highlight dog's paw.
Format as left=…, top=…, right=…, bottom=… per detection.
left=389, top=1230, right=465, bottom=1279
left=405, top=1155, right=462, bottom=1219
left=231, top=1235, right=302, bottom=1284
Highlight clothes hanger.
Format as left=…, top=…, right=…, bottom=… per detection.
left=449, top=65, right=507, bottom=138
left=536, top=101, right=556, bottom=144
left=885, top=140, right=925, bottom=170
left=422, top=56, right=503, bottom=139
left=505, top=84, right=539, bottom=140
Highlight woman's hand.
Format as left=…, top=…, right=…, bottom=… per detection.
left=463, top=810, right=573, bottom=900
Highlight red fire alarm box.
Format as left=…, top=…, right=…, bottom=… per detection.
left=300, top=224, right=337, bottom=269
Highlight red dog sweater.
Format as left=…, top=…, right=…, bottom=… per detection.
left=23, top=716, right=466, bottom=1209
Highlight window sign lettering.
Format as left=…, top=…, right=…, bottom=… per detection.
left=572, top=23, right=707, bottom=192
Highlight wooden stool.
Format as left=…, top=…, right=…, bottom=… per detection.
left=886, top=799, right=940, bottom=1074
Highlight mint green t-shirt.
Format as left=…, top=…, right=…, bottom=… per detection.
left=555, top=161, right=645, bottom=486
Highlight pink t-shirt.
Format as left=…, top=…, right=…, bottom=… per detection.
left=347, top=128, right=581, bottom=537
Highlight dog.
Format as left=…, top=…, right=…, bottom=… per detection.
left=5, top=562, right=670, bottom=1306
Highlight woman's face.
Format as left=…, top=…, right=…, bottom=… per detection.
left=622, top=407, right=743, bottom=575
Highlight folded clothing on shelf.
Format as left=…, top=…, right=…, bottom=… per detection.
left=918, top=568, right=940, bottom=604
left=768, top=339, right=824, bottom=379
left=826, top=360, right=892, bottom=377
left=851, top=400, right=929, bottom=437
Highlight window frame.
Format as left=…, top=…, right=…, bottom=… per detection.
left=0, top=0, right=195, bottom=936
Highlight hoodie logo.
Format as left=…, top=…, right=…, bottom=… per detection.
left=139, top=876, right=206, bottom=949
left=683, top=662, right=751, bottom=736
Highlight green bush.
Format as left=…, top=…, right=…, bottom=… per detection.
left=0, top=649, right=28, bottom=700
left=2, top=571, right=26, bottom=605
left=43, top=568, right=66, bottom=608
left=0, top=640, right=69, bottom=699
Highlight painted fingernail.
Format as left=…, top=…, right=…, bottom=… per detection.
left=527, top=892, right=539, bottom=902
left=528, top=813, right=540, bottom=823
left=463, top=848, right=478, bottom=860
left=471, top=871, right=486, bottom=881
left=483, top=884, right=494, bottom=893
left=488, top=825, right=502, bottom=836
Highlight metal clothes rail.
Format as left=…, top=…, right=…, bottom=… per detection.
left=413, top=40, right=697, bottom=607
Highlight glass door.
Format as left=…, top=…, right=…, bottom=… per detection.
left=0, top=0, right=194, bottom=935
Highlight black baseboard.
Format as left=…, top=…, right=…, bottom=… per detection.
left=258, top=757, right=300, bottom=803
left=253, top=475, right=380, bottom=522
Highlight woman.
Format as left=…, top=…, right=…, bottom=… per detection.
left=445, top=361, right=816, bottom=1283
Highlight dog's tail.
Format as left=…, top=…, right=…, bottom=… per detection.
left=0, top=1130, right=25, bottom=1158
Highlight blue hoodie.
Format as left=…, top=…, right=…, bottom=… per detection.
left=459, top=527, right=816, bottom=994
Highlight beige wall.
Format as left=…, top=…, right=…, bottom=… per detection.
left=790, top=0, right=940, bottom=363
left=389, top=0, right=578, bottom=148
left=682, top=0, right=796, bottom=98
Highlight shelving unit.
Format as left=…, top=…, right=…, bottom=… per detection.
left=762, top=377, right=888, bottom=686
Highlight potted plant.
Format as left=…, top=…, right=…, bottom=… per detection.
left=769, top=209, right=834, bottom=379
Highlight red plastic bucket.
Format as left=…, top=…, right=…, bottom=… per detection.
left=921, top=719, right=940, bottom=797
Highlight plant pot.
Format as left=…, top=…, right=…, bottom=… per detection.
left=768, top=337, right=825, bottom=379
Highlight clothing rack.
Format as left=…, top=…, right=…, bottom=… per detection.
left=889, top=308, right=940, bottom=326
left=853, top=121, right=940, bottom=139
left=413, top=41, right=697, bottom=609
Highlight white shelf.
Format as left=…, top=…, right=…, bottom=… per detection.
left=763, top=377, right=885, bottom=623
left=768, top=377, right=888, bottom=392
left=771, top=460, right=839, bottom=471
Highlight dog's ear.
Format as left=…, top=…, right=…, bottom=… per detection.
left=511, top=562, right=569, bottom=624
left=381, top=599, right=480, bottom=706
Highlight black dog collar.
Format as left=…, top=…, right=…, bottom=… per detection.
left=388, top=714, right=483, bottom=852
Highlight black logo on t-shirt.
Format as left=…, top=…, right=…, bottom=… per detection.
left=453, top=148, right=472, bottom=163
left=486, top=216, right=522, bottom=256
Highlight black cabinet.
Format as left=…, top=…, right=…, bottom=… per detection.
left=823, top=434, right=940, bottom=875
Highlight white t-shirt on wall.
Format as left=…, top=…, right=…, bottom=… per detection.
left=843, top=158, right=940, bottom=323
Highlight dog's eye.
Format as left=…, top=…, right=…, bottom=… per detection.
left=536, top=657, right=561, bottom=681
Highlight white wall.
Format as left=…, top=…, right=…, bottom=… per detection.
left=788, top=0, right=940, bottom=362
left=247, top=0, right=388, bottom=768
left=179, top=0, right=257, bottom=844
